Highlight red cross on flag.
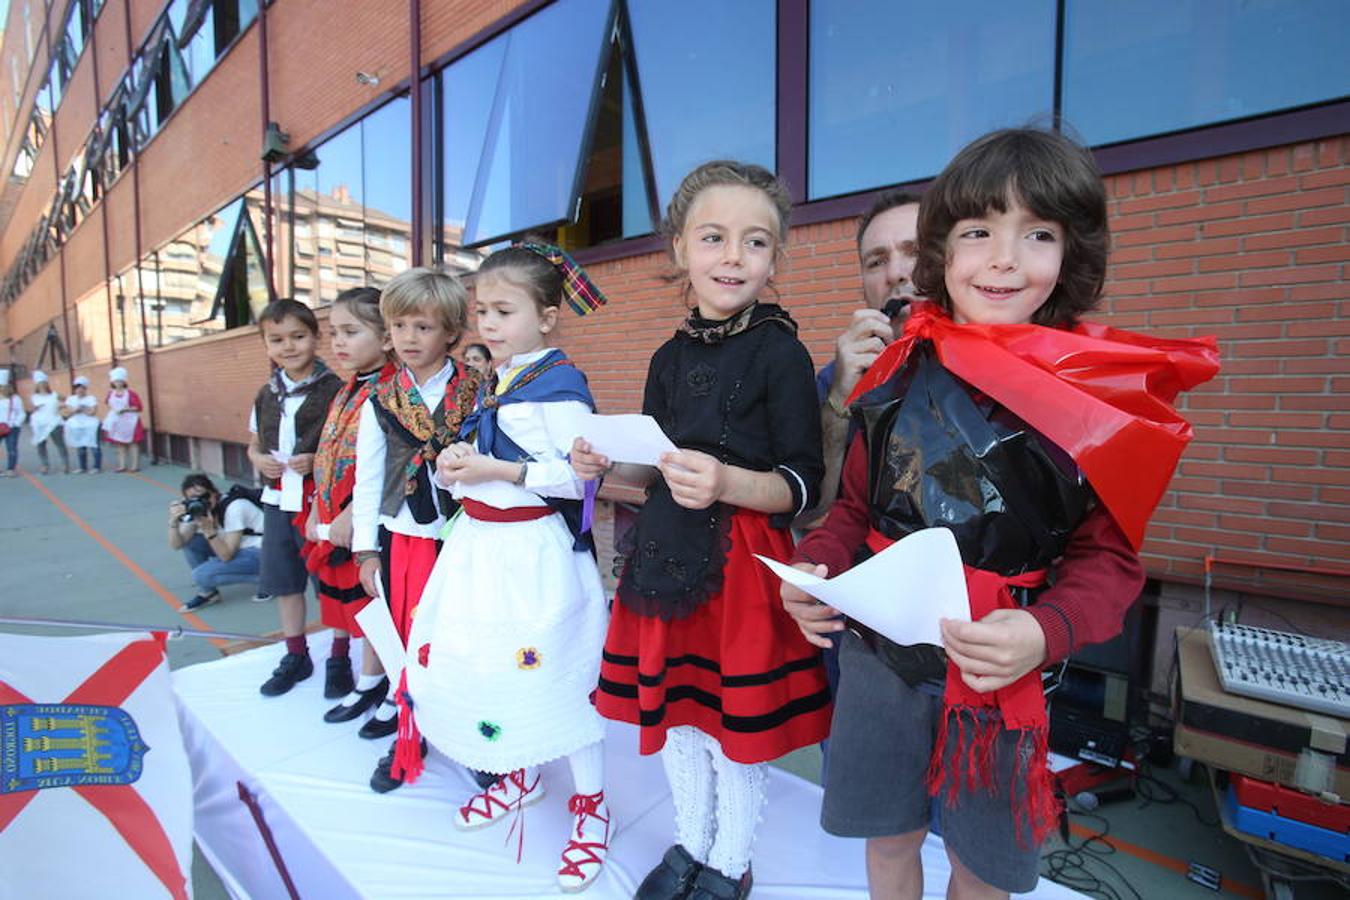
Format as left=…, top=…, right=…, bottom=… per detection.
left=1, top=632, right=193, bottom=898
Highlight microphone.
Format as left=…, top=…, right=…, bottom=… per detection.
left=881, top=298, right=911, bottom=320
left=1073, top=787, right=1135, bottom=811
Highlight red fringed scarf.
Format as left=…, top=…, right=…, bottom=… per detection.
left=296, top=362, right=397, bottom=578
left=851, top=303, right=1219, bottom=844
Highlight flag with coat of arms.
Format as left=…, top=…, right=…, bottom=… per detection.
left=0, top=631, right=193, bottom=899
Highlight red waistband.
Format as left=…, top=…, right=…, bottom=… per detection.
left=460, top=497, right=553, bottom=522
left=864, top=528, right=1047, bottom=590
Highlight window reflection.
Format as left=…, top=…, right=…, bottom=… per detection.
left=627, top=0, right=775, bottom=217
left=808, top=0, right=1055, bottom=198
left=278, top=96, right=417, bottom=304
left=1063, top=0, right=1350, bottom=146
left=124, top=191, right=271, bottom=346
left=441, top=0, right=613, bottom=247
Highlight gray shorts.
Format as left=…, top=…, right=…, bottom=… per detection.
left=821, top=631, right=1041, bottom=894
left=258, top=503, right=310, bottom=597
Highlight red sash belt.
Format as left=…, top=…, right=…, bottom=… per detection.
left=460, top=497, right=553, bottom=523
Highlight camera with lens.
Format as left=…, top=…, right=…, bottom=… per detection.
left=180, top=496, right=210, bottom=522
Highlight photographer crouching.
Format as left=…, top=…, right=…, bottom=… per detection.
left=168, top=473, right=267, bottom=612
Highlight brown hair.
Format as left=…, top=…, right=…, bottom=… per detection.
left=476, top=242, right=565, bottom=312
left=380, top=266, right=469, bottom=339
left=259, top=297, right=320, bottom=335
left=912, top=128, right=1108, bottom=327
left=661, top=160, right=792, bottom=305
left=331, top=286, right=384, bottom=336
left=663, top=160, right=792, bottom=249
left=856, top=189, right=922, bottom=254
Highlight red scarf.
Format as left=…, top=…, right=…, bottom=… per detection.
left=295, top=362, right=398, bottom=565
left=852, top=303, right=1219, bottom=844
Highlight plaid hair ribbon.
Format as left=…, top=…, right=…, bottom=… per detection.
left=518, top=241, right=608, bottom=316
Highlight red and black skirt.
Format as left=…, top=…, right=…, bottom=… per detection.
left=596, top=509, right=832, bottom=764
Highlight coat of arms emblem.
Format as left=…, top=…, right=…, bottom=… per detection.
left=2, top=703, right=149, bottom=794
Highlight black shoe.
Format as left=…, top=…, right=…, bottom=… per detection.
left=179, top=590, right=220, bottom=612
left=687, top=865, right=752, bottom=900
left=324, top=657, right=355, bottom=699
left=369, top=738, right=427, bottom=794
left=357, top=700, right=399, bottom=739
left=323, top=676, right=389, bottom=723
left=471, top=768, right=501, bottom=790
left=636, top=844, right=704, bottom=900
left=259, top=652, right=314, bottom=697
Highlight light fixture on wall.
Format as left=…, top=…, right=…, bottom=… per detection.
left=355, top=71, right=380, bottom=87
left=261, top=122, right=291, bottom=164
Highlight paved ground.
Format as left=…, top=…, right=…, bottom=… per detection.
left=3, top=460, right=1338, bottom=900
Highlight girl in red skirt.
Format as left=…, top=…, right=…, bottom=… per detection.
left=573, top=161, right=829, bottom=900
left=296, top=287, right=398, bottom=722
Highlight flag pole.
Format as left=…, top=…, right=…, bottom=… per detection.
left=0, top=615, right=268, bottom=643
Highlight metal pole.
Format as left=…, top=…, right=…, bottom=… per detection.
left=0, top=615, right=269, bottom=643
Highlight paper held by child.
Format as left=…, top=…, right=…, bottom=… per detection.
left=570, top=412, right=677, bottom=466
left=756, top=527, right=971, bottom=648
left=355, top=579, right=404, bottom=684
left=270, top=449, right=305, bottom=509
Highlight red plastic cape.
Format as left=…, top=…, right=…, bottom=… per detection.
left=847, top=302, right=1221, bottom=549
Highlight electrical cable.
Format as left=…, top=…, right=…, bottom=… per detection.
left=1041, top=804, right=1145, bottom=900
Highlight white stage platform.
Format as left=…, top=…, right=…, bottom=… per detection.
left=174, top=634, right=1085, bottom=899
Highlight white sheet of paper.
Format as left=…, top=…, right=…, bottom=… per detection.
left=355, top=579, right=405, bottom=685
left=756, top=527, right=970, bottom=648
left=279, top=468, right=304, bottom=511
left=573, top=413, right=677, bottom=466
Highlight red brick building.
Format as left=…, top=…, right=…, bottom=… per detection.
left=2, top=1, right=1346, bottom=695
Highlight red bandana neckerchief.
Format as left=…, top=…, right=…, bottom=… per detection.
left=850, top=303, right=1219, bottom=844
left=312, top=361, right=397, bottom=523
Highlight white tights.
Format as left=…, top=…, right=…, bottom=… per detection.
left=660, top=725, right=766, bottom=879
left=567, top=740, right=604, bottom=798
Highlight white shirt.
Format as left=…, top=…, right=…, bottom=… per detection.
left=248, top=371, right=305, bottom=510
left=434, top=348, right=587, bottom=508
left=221, top=496, right=265, bottom=552
left=28, top=392, right=63, bottom=444
left=351, top=359, right=460, bottom=553
left=2, top=395, right=24, bottom=428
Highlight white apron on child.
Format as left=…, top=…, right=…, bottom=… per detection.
left=102, top=390, right=139, bottom=444
left=63, top=395, right=100, bottom=448
left=405, top=399, right=607, bottom=775
left=28, top=393, right=63, bottom=445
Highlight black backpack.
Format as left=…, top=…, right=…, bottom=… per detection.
left=217, top=483, right=265, bottom=536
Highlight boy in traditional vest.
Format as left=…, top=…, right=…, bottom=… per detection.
left=249, top=299, right=345, bottom=698
left=351, top=267, right=481, bottom=793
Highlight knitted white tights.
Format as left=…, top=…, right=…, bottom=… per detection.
left=661, top=725, right=717, bottom=862
left=659, top=726, right=766, bottom=879
left=706, top=740, right=766, bottom=879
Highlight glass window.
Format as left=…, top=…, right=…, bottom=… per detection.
left=361, top=96, right=412, bottom=287
left=151, top=39, right=192, bottom=130
left=47, top=58, right=63, bottom=109
left=314, top=122, right=363, bottom=302
left=808, top=0, right=1055, bottom=199
left=65, top=3, right=87, bottom=64
left=627, top=0, right=775, bottom=216
left=442, top=0, right=614, bottom=246
left=1063, top=0, right=1350, bottom=146
left=113, top=273, right=147, bottom=354
left=169, top=0, right=219, bottom=85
